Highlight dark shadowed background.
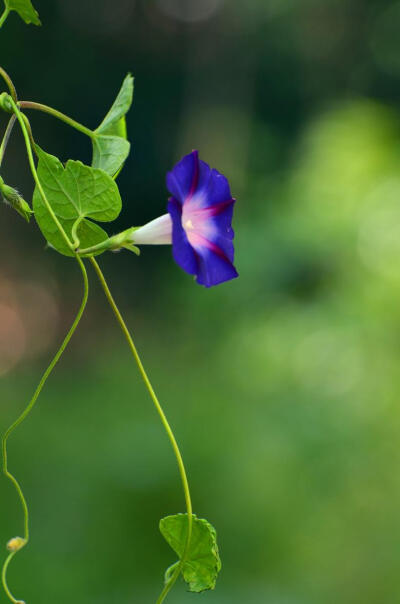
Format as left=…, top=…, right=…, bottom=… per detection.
left=2, top=0, right=400, bottom=602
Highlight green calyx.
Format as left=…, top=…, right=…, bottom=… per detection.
left=77, top=227, right=140, bottom=256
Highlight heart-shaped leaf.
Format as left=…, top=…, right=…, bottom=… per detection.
left=160, top=513, right=221, bottom=593
left=92, top=74, right=134, bottom=177
left=4, top=0, right=40, bottom=25
left=33, top=146, right=121, bottom=257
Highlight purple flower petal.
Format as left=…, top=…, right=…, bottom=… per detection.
left=198, top=199, right=235, bottom=261
left=166, top=151, right=200, bottom=204
left=168, top=198, right=197, bottom=276
left=166, top=151, right=238, bottom=287
left=196, top=246, right=239, bottom=288
left=195, top=168, right=233, bottom=209
left=167, top=151, right=232, bottom=208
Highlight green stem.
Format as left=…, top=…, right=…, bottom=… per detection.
left=20, top=112, right=36, bottom=154
left=0, top=114, right=16, bottom=167
left=18, top=101, right=95, bottom=139
left=156, top=567, right=182, bottom=604
left=8, top=97, right=74, bottom=250
left=1, top=554, right=18, bottom=604
left=1, top=256, right=89, bottom=603
left=0, top=9, right=10, bottom=29
left=71, top=215, right=86, bottom=250
left=89, top=257, right=193, bottom=604
left=78, top=238, right=114, bottom=255
left=0, top=67, right=17, bottom=101
left=78, top=227, right=135, bottom=256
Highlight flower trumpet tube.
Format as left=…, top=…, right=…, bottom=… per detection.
left=132, top=214, right=172, bottom=245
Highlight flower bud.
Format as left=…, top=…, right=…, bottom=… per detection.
left=0, top=92, right=13, bottom=113
left=6, top=536, right=26, bottom=552
left=0, top=177, right=32, bottom=222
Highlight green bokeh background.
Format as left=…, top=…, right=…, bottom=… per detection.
left=2, top=1, right=400, bottom=602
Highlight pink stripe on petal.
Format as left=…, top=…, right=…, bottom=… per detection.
left=206, top=199, right=235, bottom=216
left=187, top=231, right=228, bottom=260
left=184, top=199, right=234, bottom=221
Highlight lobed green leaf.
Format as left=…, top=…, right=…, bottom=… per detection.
left=4, top=0, right=40, bottom=25
left=33, top=146, right=122, bottom=257
left=92, top=74, right=134, bottom=177
left=160, top=513, right=221, bottom=593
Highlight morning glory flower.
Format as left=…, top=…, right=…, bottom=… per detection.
left=132, top=151, right=238, bottom=287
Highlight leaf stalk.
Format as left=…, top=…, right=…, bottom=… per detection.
left=0, top=67, right=17, bottom=101
left=18, top=101, right=94, bottom=139
left=0, top=8, right=10, bottom=29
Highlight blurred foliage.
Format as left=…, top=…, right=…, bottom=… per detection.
left=3, top=0, right=400, bottom=602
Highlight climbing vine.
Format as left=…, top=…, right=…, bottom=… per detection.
left=0, top=3, right=237, bottom=602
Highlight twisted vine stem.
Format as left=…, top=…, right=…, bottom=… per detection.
left=1, top=70, right=90, bottom=602
left=1, top=257, right=89, bottom=603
